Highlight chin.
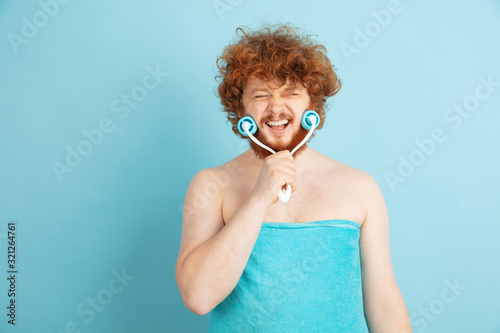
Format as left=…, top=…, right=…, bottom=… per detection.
left=248, top=126, right=310, bottom=160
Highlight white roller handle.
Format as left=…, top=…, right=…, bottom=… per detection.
left=278, top=184, right=292, bottom=203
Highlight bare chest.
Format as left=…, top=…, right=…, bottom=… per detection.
left=221, top=170, right=366, bottom=226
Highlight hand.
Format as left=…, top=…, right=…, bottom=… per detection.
left=250, top=150, right=298, bottom=205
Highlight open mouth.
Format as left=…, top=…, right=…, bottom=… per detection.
left=265, top=120, right=289, bottom=134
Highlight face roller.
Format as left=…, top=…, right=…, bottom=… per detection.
left=237, top=109, right=320, bottom=203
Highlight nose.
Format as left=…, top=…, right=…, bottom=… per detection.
left=266, top=95, right=286, bottom=114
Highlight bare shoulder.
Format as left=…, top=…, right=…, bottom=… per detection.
left=183, top=166, right=223, bottom=220
left=187, top=157, right=245, bottom=212
left=179, top=160, right=244, bottom=255
left=211, top=156, right=246, bottom=182
left=314, top=151, right=368, bottom=179
left=190, top=155, right=244, bottom=187
left=316, top=151, right=381, bottom=198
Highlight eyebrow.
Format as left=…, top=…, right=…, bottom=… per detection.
left=249, top=86, right=297, bottom=95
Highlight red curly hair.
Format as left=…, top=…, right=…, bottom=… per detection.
left=215, top=22, right=342, bottom=138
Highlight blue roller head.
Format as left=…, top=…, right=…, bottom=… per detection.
left=301, top=110, right=320, bottom=130
left=237, top=116, right=257, bottom=136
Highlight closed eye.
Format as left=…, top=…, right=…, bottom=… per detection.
left=255, top=93, right=299, bottom=98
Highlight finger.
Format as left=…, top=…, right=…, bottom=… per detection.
left=269, top=157, right=296, bottom=169
left=273, top=166, right=297, bottom=180
left=274, top=150, right=293, bottom=158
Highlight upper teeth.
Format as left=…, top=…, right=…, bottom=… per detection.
left=267, top=119, right=289, bottom=126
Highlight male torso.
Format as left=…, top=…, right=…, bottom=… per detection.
left=218, top=147, right=367, bottom=226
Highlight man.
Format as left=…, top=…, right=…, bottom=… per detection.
left=175, top=23, right=412, bottom=332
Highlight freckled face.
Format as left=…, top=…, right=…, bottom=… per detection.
left=241, top=76, right=313, bottom=159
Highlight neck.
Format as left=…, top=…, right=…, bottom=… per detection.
left=244, top=145, right=315, bottom=173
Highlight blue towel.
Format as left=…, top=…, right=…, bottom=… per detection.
left=209, top=219, right=369, bottom=332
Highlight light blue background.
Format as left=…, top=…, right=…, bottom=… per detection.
left=1, top=0, right=499, bottom=332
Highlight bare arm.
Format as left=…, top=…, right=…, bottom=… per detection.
left=175, top=168, right=269, bottom=315
left=359, top=172, right=413, bottom=332
left=175, top=151, right=297, bottom=316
